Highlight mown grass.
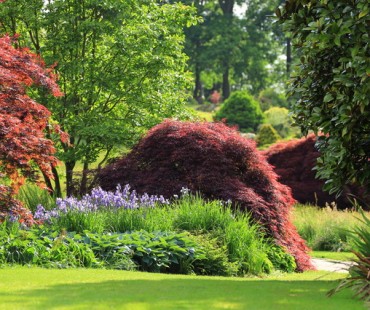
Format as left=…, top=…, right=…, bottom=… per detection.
left=310, top=251, right=356, bottom=261
left=0, top=266, right=366, bottom=310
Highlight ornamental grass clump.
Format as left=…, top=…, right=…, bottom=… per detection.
left=292, top=204, right=366, bottom=251
left=98, top=120, right=313, bottom=271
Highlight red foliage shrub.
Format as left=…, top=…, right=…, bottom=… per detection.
left=263, top=135, right=369, bottom=209
left=0, top=35, right=67, bottom=191
left=98, top=120, right=313, bottom=271
left=0, top=185, right=37, bottom=227
left=209, top=90, right=221, bottom=104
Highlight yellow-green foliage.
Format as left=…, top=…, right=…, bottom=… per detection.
left=256, top=124, right=281, bottom=147
left=263, top=107, right=294, bottom=138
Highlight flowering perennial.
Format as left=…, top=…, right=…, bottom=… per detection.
left=34, top=184, right=169, bottom=222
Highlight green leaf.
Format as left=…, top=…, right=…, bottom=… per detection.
left=359, top=9, right=369, bottom=19
left=323, top=93, right=334, bottom=102
left=334, top=35, right=341, bottom=46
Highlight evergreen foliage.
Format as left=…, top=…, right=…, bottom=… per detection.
left=256, top=124, right=281, bottom=147
left=277, top=0, right=370, bottom=195
left=214, top=91, right=264, bottom=132
left=264, top=107, right=294, bottom=138
left=258, top=88, right=288, bottom=111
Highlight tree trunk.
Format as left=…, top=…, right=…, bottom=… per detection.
left=219, top=0, right=234, bottom=15
left=286, top=38, right=292, bottom=75
left=65, top=161, right=76, bottom=197
left=79, top=161, right=89, bottom=196
left=41, top=170, right=54, bottom=195
left=218, top=0, right=234, bottom=100
left=41, top=166, right=62, bottom=198
left=193, top=64, right=203, bottom=103
left=52, top=166, right=62, bottom=198
left=222, top=65, right=231, bottom=100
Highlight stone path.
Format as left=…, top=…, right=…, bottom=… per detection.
left=311, top=258, right=354, bottom=273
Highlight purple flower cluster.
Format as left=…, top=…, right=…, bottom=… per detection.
left=34, top=184, right=169, bottom=222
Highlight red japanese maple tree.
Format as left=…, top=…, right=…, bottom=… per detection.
left=263, top=135, right=369, bottom=209
left=98, top=120, right=313, bottom=271
left=0, top=35, right=66, bottom=192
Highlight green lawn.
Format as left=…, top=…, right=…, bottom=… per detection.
left=0, top=267, right=366, bottom=310
left=310, top=251, right=356, bottom=261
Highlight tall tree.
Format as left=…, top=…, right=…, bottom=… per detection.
left=218, top=0, right=235, bottom=99
left=277, top=0, right=370, bottom=195
left=172, top=0, right=286, bottom=100
left=164, top=0, right=216, bottom=103
left=0, top=35, right=66, bottom=192
left=0, top=0, right=197, bottom=196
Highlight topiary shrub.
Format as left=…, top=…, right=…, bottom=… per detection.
left=263, top=107, right=296, bottom=138
left=263, top=135, right=369, bottom=209
left=98, top=120, right=313, bottom=271
left=214, top=91, right=264, bottom=132
left=256, top=124, right=281, bottom=147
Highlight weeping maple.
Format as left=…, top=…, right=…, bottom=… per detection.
left=98, top=120, right=313, bottom=271
left=0, top=35, right=66, bottom=192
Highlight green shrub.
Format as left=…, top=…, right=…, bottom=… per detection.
left=258, top=88, right=288, bottom=111
left=0, top=223, right=237, bottom=276
left=87, top=230, right=200, bottom=273
left=214, top=91, right=264, bottom=132
left=84, top=231, right=136, bottom=270
left=263, top=107, right=295, bottom=138
left=256, top=124, right=281, bottom=147
left=190, top=233, right=238, bottom=276
left=87, top=229, right=237, bottom=275
left=49, top=194, right=273, bottom=274
left=266, top=243, right=297, bottom=273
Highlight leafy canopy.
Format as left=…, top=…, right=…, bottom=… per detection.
left=0, top=0, right=198, bottom=196
left=277, top=0, right=370, bottom=195
left=0, top=35, right=65, bottom=191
